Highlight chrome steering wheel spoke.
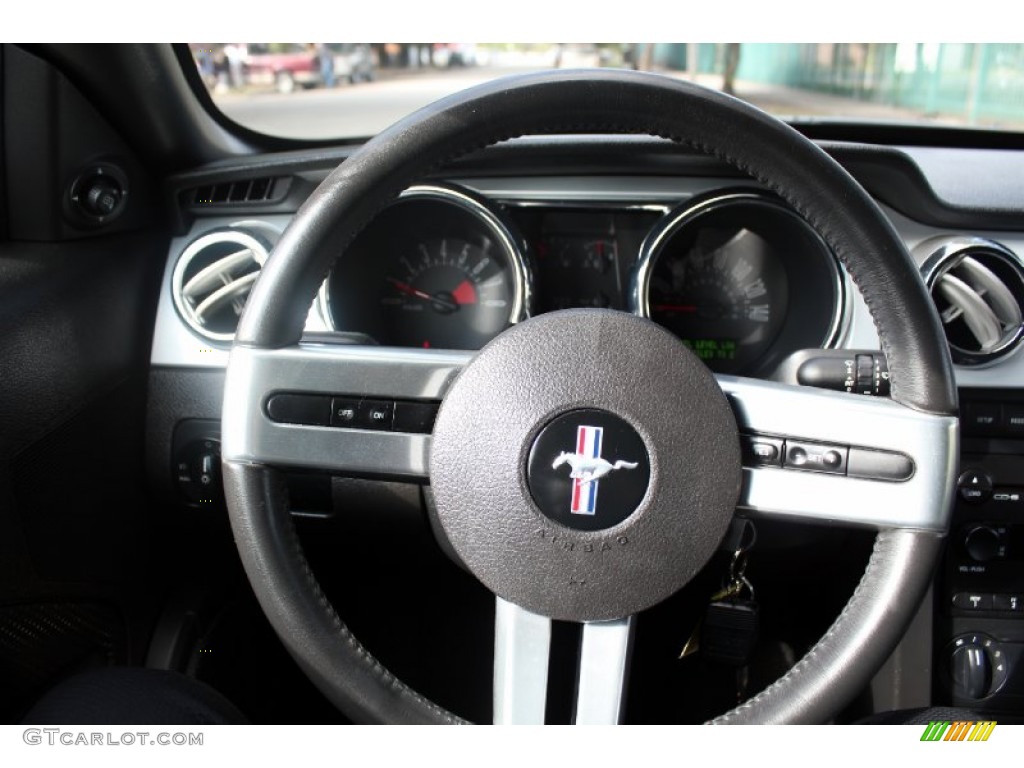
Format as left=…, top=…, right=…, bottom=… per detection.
left=222, top=342, right=471, bottom=478
left=493, top=597, right=551, bottom=725
left=721, top=375, right=958, bottom=532
left=494, top=597, right=635, bottom=725
left=574, top=614, right=635, bottom=725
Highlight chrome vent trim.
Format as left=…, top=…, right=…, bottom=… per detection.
left=920, top=237, right=1024, bottom=367
left=171, top=229, right=271, bottom=342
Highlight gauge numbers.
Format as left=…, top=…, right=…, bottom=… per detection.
left=637, top=192, right=843, bottom=375
left=380, top=236, right=514, bottom=348
left=326, top=185, right=529, bottom=350
left=648, top=227, right=787, bottom=372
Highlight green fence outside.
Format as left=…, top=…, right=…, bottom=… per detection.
left=652, top=43, right=1024, bottom=128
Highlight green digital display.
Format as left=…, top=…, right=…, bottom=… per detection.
left=683, top=339, right=738, bottom=361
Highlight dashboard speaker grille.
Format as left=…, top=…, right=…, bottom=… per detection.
left=923, top=238, right=1024, bottom=366
left=172, top=229, right=270, bottom=342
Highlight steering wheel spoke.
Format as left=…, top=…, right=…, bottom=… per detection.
left=493, top=597, right=551, bottom=725
left=721, top=375, right=958, bottom=531
left=222, top=342, right=470, bottom=478
left=574, top=614, right=635, bottom=725
left=494, top=597, right=635, bottom=725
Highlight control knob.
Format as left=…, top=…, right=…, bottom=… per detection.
left=963, top=525, right=1002, bottom=563
left=948, top=634, right=1008, bottom=700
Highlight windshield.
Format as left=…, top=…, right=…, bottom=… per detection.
left=188, top=43, right=1024, bottom=140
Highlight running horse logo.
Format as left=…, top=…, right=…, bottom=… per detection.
left=552, top=425, right=638, bottom=516
left=551, top=452, right=639, bottom=485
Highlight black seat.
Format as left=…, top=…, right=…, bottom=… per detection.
left=21, top=667, right=247, bottom=725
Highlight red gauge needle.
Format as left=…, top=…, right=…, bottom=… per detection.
left=387, top=277, right=457, bottom=312
left=451, top=279, right=477, bottom=305
left=653, top=303, right=698, bottom=313
left=388, top=277, right=432, bottom=301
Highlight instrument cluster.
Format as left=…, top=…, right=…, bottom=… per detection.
left=323, top=182, right=847, bottom=376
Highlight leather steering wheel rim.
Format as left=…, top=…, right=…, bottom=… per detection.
left=223, top=69, right=958, bottom=724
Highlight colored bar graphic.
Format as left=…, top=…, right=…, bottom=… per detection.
left=920, top=721, right=950, bottom=741
left=570, top=425, right=603, bottom=515
left=920, top=720, right=996, bottom=742
left=945, top=721, right=972, bottom=741
left=968, top=721, right=997, bottom=741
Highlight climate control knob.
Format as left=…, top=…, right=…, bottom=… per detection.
left=947, top=634, right=1009, bottom=701
left=951, top=641, right=991, bottom=699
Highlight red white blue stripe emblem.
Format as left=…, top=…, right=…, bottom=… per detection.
left=571, top=425, right=603, bottom=515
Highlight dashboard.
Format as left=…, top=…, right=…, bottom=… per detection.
left=318, top=184, right=844, bottom=376
left=149, top=136, right=1024, bottom=718
left=155, top=172, right=880, bottom=374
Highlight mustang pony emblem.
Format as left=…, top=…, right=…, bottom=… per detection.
left=552, top=425, right=638, bottom=516
left=551, top=452, right=639, bottom=485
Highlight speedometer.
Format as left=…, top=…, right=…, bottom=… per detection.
left=633, top=191, right=845, bottom=374
left=325, top=184, right=531, bottom=349
left=645, top=226, right=788, bottom=371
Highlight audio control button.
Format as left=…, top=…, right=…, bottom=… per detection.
left=784, top=441, right=848, bottom=475
left=958, top=469, right=993, bottom=504
left=964, top=525, right=1002, bottom=563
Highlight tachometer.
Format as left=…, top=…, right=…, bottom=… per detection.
left=379, top=235, right=516, bottom=347
left=633, top=191, right=845, bottom=374
left=325, top=184, right=530, bottom=349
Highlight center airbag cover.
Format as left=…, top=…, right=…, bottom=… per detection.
left=430, top=309, right=741, bottom=621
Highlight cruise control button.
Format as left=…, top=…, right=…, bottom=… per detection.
left=358, top=400, right=395, bottom=431
left=331, top=398, right=361, bottom=427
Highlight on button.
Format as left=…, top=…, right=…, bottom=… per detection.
left=358, top=400, right=395, bottom=431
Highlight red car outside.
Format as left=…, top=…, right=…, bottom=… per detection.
left=243, top=43, right=321, bottom=93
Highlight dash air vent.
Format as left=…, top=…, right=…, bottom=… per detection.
left=190, top=177, right=287, bottom=206
left=921, top=237, right=1024, bottom=366
left=172, top=228, right=271, bottom=342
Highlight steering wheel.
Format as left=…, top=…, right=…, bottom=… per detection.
left=221, top=70, right=959, bottom=724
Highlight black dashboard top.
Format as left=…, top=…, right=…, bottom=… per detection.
left=166, top=137, right=1024, bottom=234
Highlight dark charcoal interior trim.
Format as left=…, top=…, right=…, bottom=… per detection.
left=166, top=137, right=1024, bottom=234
